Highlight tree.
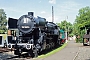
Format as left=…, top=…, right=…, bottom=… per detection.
left=57, top=20, right=73, bottom=36
left=74, top=6, right=90, bottom=42
left=75, top=6, right=90, bottom=30
left=0, top=9, right=7, bottom=33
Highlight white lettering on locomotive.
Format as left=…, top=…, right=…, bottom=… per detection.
left=23, top=18, right=29, bottom=23
left=22, top=26, right=30, bottom=28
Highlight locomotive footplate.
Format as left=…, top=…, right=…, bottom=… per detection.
left=8, top=43, right=34, bottom=50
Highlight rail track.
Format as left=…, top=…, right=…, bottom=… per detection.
left=0, top=48, right=12, bottom=53
left=0, top=49, right=32, bottom=60
left=0, top=46, right=60, bottom=60
left=7, top=53, right=32, bottom=60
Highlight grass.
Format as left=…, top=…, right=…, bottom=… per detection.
left=37, top=43, right=68, bottom=58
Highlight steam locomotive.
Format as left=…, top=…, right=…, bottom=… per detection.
left=8, top=12, right=62, bottom=57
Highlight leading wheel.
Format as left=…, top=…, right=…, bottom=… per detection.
left=28, top=48, right=38, bottom=58
left=14, top=49, right=22, bottom=56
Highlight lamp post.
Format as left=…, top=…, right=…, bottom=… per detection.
left=65, top=25, right=68, bottom=43
left=52, top=6, right=54, bottom=22
left=65, top=16, right=68, bottom=43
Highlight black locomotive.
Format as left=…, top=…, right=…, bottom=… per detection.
left=8, top=12, right=61, bottom=57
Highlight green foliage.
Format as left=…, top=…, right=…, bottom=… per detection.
left=0, top=9, right=7, bottom=33
left=74, top=6, right=90, bottom=43
left=69, top=33, right=74, bottom=37
left=0, top=30, right=5, bottom=34
left=75, top=6, right=90, bottom=30
left=57, top=20, right=73, bottom=36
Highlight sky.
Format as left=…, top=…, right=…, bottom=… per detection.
left=0, top=0, right=90, bottom=24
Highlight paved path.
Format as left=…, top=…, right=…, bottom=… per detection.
left=36, top=40, right=81, bottom=60
left=74, top=45, right=90, bottom=60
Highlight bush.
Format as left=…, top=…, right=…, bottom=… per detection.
left=69, top=34, right=74, bottom=37
left=76, top=38, right=78, bottom=43
left=75, top=29, right=85, bottom=43
left=76, top=38, right=83, bottom=43
left=0, top=30, right=5, bottom=34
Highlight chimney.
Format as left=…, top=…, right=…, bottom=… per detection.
left=28, top=12, right=34, bottom=19
left=28, top=12, right=34, bottom=16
